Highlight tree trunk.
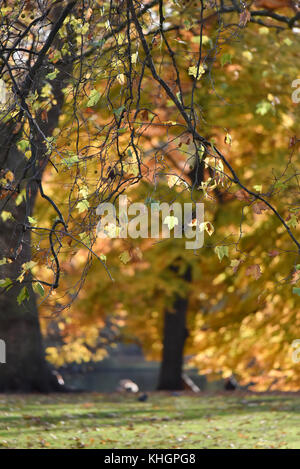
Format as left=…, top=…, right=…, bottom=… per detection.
left=0, top=54, right=71, bottom=392
left=0, top=261, right=54, bottom=392
left=0, top=159, right=57, bottom=391
left=157, top=264, right=191, bottom=390
left=157, top=157, right=204, bottom=391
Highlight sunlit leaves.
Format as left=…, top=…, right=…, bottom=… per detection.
left=0, top=211, right=13, bottom=222
left=166, top=175, right=180, bottom=188
left=17, top=286, right=30, bottom=305
left=242, top=50, right=253, bottom=61
left=292, top=287, right=300, bottom=296
left=17, top=261, right=37, bottom=283
left=4, top=170, right=14, bottom=182
left=97, top=223, right=120, bottom=239
left=199, top=221, right=214, bottom=236
left=221, top=53, right=232, bottom=67
left=17, top=139, right=29, bottom=152
left=259, top=27, right=269, bottom=35
left=163, top=216, right=179, bottom=230
left=40, top=83, right=52, bottom=99
left=215, top=245, right=229, bottom=262
left=198, top=144, right=205, bottom=160
left=0, top=278, right=12, bottom=290
left=256, top=100, right=273, bottom=116
left=15, top=190, right=26, bottom=206
left=22, top=261, right=37, bottom=272
left=116, top=74, right=125, bottom=85
left=230, top=259, right=241, bottom=272
left=46, top=69, right=59, bottom=80
left=123, top=149, right=140, bottom=177
left=113, top=105, right=125, bottom=118
left=86, top=89, right=100, bottom=107
left=4, top=0, right=298, bottom=391
left=286, top=214, right=298, bottom=229
left=131, top=52, right=138, bottom=64
left=63, top=155, right=80, bottom=167
left=76, top=200, right=90, bottom=213
left=188, top=65, right=205, bottom=80
left=33, top=282, right=45, bottom=297
left=28, top=216, right=37, bottom=226
left=191, top=35, right=211, bottom=46
left=224, top=133, right=232, bottom=145
left=99, top=254, right=107, bottom=263
left=119, top=251, right=131, bottom=264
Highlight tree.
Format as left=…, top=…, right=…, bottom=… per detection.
left=43, top=5, right=300, bottom=390
left=0, top=0, right=299, bottom=391
left=0, top=0, right=78, bottom=391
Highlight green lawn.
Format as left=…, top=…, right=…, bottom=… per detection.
left=0, top=392, right=299, bottom=449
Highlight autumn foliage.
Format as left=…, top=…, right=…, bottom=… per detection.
left=0, top=1, right=299, bottom=391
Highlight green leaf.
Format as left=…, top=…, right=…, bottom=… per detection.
left=17, top=139, right=29, bottom=152
left=28, top=216, right=37, bottom=226
left=221, top=53, right=232, bottom=67
left=46, top=69, right=59, bottom=80
left=16, top=189, right=26, bottom=206
left=215, top=245, right=229, bottom=262
left=63, top=155, right=80, bottom=167
left=86, top=89, right=100, bottom=107
left=17, top=286, right=30, bottom=305
left=0, top=278, right=12, bottom=290
left=113, top=105, right=125, bottom=118
left=292, top=287, right=300, bottom=296
left=79, top=232, right=92, bottom=247
left=91, top=39, right=105, bottom=48
left=76, top=200, right=90, bottom=213
left=198, top=144, right=205, bottom=160
left=119, top=251, right=131, bottom=264
left=273, top=180, right=288, bottom=191
left=287, top=214, right=298, bottom=229
left=33, top=282, right=45, bottom=297
left=256, top=100, right=273, bottom=116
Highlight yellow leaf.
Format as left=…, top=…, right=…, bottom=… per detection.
left=119, top=251, right=131, bottom=264
left=188, top=65, right=205, bottom=80
left=117, top=74, right=125, bottom=85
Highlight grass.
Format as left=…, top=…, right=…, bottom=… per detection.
left=0, top=392, right=299, bottom=449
